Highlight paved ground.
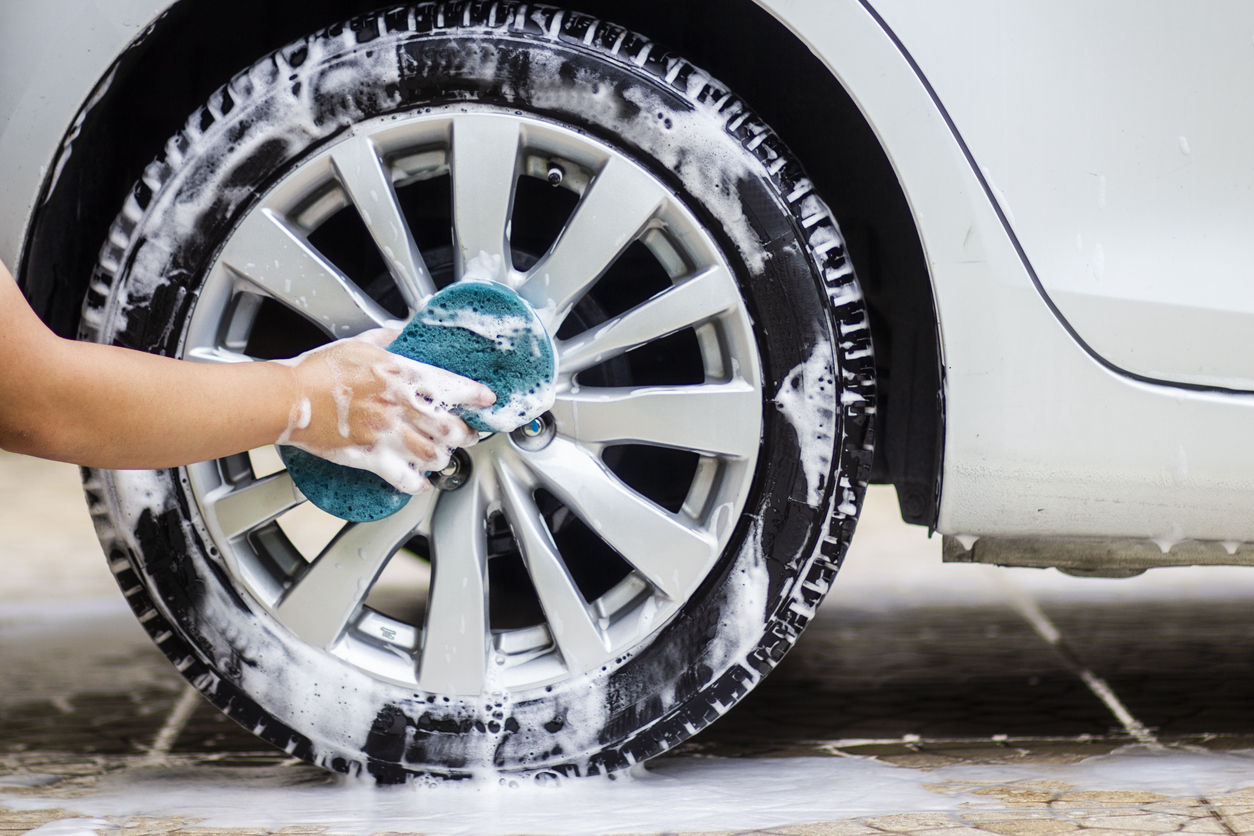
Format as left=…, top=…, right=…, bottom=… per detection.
left=5, top=449, right=1254, bottom=834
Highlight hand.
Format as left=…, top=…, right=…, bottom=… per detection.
left=275, top=330, right=495, bottom=494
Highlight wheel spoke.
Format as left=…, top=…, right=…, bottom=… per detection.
left=558, top=266, right=740, bottom=374
left=550, top=382, right=761, bottom=459
left=330, top=134, right=435, bottom=309
left=520, top=156, right=667, bottom=329
left=274, top=494, right=430, bottom=650
left=418, top=477, right=490, bottom=694
left=450, top=116, right=520, bottom=280
left=209, top=470, right=304, bottom=540
left=520, top=439, right=715, bottom=600
left=220, top=208, right=393, bottom=337
left=495, top=459, right=609, bottom=670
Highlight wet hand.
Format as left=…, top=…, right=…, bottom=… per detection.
left=275, top=330, right=495, bottom=494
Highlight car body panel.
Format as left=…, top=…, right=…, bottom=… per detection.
left=6, top=0, right=1254, bottom=548
left=0, top=0, right=169, bottom=270
left=868, top=0, right=1254, bottom=392
left=757, top=0, right=1254, bottom=543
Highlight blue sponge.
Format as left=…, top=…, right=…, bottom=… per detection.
left=279, top=281, right=557, bottom=523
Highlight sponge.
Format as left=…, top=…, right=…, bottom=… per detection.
left=279, top=280, right=557, bottom=523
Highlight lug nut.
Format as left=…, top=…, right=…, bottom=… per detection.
left=432, top=449, right=471, bottom=491
left=511, top=412, right=555, bottom=451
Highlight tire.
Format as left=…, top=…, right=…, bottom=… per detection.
left=80, top=2, right=874, bottom=781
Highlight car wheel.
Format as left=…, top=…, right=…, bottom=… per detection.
left=79, top=2, right=874, bottom=781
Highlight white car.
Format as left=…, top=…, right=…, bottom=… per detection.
left=3, top=0, right=1250, bottom=780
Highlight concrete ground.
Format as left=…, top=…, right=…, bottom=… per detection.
left=5, top=449, right=1254, bottom=834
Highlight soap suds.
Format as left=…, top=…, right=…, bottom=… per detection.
left=8, top=747, right=1254, bottom=836
left=775, top=341, right=838, bottom=507
left=462, top=250, right=507, bottom=284
left=332, top=383, right=353, bottom=439
left=704, top=516, right=770, bottom=677
left=108, top=469, right=177, bottom=533
left=426, top=308, right=533, bottom=350
left=289, top=397, right=312, bottom=431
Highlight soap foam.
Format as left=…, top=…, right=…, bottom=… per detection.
left=7, top=747, right=1254, bottom=836
left=775, top=341, right=838, bottom=508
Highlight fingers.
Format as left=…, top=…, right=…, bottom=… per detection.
left=434, top=413, right=480, bottom=450
left=373, top=455, right=432, bottom=495
left=333, top=336, right=495, bottom=410
left=394, top=395, right=479, bottom=449
left=460, top=378, right=497, bottom=409
left=401, top=425, right=452, bottom=469
left=391, top=355, right=496, bottom=409
left=371, top=427, right=455, bottom=495
left=447, top=415, right=480, bottom=449
left=347, top=430, right=442, bottom=495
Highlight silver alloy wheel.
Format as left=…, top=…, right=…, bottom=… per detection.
left=182, top=108, right=763, bottom=695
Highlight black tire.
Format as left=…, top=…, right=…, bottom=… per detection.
left=80, top=2, right=874, bottom=781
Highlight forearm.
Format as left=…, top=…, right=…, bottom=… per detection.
left=2, top=335, right=297, bottom=469
left=1, top=259, right=296, bottom=467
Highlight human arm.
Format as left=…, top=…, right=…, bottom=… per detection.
left=0, top=260, right=492, bottom=491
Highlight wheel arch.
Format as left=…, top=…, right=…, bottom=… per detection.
left=19, top=0, right=943, bottom=527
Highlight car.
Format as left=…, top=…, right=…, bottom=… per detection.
left=3, top=0, right=1252, bottom=781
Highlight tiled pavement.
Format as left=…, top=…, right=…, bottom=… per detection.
left=6, top=450, right=1254, bottom=834
left=10, top=760, right=1254, bottom=836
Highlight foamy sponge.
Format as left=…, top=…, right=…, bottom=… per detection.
left=279, top=280, right=557, bottom=522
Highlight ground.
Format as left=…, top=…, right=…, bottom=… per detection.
left=4, top=449, right=1254, bottom=835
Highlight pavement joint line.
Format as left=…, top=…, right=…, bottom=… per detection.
left=143, top=683, right=201, bottom=764
left=984, top=567, right=1160, bottom=746
left=1202, top=797, right=1242, bottom=836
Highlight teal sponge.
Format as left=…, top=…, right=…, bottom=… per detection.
left=277, top=445, right=409, bottom=522
left=389, top=281, right=557, bottom=433
left=279, top=280, right=557, bottom=523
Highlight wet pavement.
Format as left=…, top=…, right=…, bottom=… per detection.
left=5, top=449, right=1254, bottom=834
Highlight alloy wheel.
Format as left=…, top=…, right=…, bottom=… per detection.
left=182, top=109, right=764, bottom=694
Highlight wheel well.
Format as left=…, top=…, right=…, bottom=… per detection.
left=20, top=0, right=942, bottom=526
